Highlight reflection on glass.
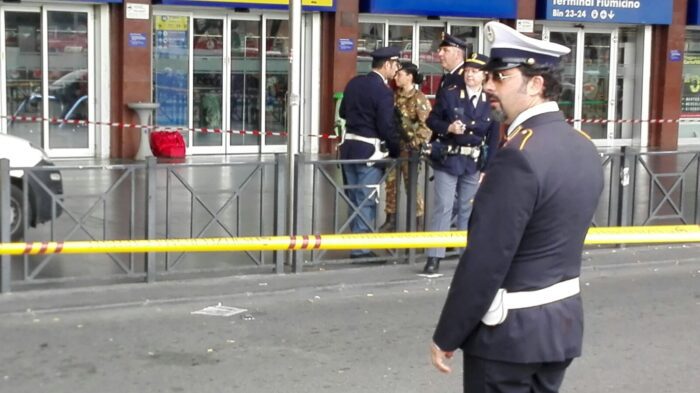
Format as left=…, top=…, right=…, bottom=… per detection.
left=417, top=26, right=443, bottom=97
left=357, top=23, right=384, bottom=75
left=153, top=15, right=190, bottom=144
left=389, top=24, right=412, bottom=62
left=5, top=12, right=42, bottom=147
left=582, top=33, right=610, bottom=140
left=680, top=30, right=700, bottom=139
left=193, top=18, right=224, bottom=147
left=230, top=19, right=261, bottom=146
left=615, top=27, right=639, bottom=140
left=265, top=19, right=288, bottom=145
left=47, top=11, right=89, bottom=149
left=549, top=32, right=577, bottom=125
left=450, top=25, right=479, bottom=55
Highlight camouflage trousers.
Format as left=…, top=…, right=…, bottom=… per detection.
left=384, top=151, right=425, bottom=216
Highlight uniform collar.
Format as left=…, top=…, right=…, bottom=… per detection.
left=466, top=86, right=482, bottom=100
left=448, top=62, right=464, bottom=75
left=506, top=101, right=560, bottom=137
left=371, top=70, right=388, bottom=84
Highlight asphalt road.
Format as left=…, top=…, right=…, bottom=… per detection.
left=0, top=245, right=699, bottom=393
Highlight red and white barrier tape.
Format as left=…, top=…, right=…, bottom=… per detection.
left=3, top=114, right=700, bottom=140
left=1, top=114, right=342, bottom=140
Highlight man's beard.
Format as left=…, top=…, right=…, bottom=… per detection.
left=491, top=108, right=507, bottom=123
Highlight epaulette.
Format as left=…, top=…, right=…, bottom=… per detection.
left=505, top=125, right=533, bottom=151
left=574, top=128, right=592, bottom=140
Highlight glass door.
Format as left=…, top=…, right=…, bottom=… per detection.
left=229, top=17, right=261, bottom=151
left=191, top=17, right=225, bottom=154
left=262, top=17, right=289, bottom=148
left=2, top=5, right=94, bottom=157
left=545, top=26, right=620, bottom=144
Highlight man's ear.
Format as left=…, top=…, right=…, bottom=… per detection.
left=528, top=75, right=545, bottom=97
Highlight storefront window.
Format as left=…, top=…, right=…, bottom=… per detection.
left=193, top=18, right=224, bottom=147
left=230, top=19, right=261, bottom=146
left=153, top=16, right=190, bottom=138
left=5, top=10, right=90, bottom=151
left=549, top=31, right=578, bottom=125
left=418, top=26, right=444, bottom=98
left=357, top=22, right=384, bottom=74
left=614, top=27, right=642, bottom=141
left=47, top=11, right=89, bottom=149
left=265, top=19, right=289, bottom=145
left=389, top=24, right=413, bottom=63
left=449, top=25, right=478, bottom=54
left=680, top=29, right=700, bottom=140
left=582, top=33, right=611, bottom=140
left=5, top=12, right=42, bottom=148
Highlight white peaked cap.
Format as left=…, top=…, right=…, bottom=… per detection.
left=484, top=21, right=571, bottom=70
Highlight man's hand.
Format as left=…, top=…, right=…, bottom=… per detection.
left=430, top=342, right=454, bottom=373
left=448, top=120, right=465, bottom=135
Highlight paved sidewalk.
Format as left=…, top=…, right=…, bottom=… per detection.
left=0, top=244, right=699, bottom=393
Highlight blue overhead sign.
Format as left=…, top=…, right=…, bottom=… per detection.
left=538, top=0, right=672, bottom=25
left=689, top=0, right=700, bottom=25
left=359, top=0, right=516, bottom=18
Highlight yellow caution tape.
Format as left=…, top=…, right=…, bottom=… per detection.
left=0, top=225, right=699, bottom=255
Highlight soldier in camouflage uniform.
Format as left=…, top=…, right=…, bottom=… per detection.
left=379, top=62, right=433, bottom=232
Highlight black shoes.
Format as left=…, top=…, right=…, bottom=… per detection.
left=378, top=213, right=396, bottom=232
left=423, top=257, right=440, bottom=274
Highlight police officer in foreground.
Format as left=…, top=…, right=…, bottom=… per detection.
left=339, top=46, right=401, bottom=260
left=429, top=22, right=604, bottom=393
left=422, top=52, right=500, bottom=274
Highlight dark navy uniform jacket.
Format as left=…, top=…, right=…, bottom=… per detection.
left=433, top=110, right=604, bottom=363
left=339, top=72, right=400, bottom=160
left=426, top=85, right=500, bottom=177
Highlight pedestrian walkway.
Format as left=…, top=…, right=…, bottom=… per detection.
left=0, top=244, right=698, bottom=393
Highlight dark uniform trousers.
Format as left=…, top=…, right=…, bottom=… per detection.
left=463, top=356, right=572, bottom=393
left=425, top=82, right=500, bottom=258
left=433, top=110, right=604, bottom=393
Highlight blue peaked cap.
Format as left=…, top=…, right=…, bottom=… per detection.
left=370, top=46, right=400, bottom=60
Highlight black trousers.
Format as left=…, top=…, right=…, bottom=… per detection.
left=463, top=355, right=573, bottom=393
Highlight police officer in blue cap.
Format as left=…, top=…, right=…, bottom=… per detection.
left=422, top=52, right=500, bottom=274
left=430, top=22, right=604, bottom=393
left=435, top=32, right=469, bottom=91
left=339, top=46, right=401, bottom=260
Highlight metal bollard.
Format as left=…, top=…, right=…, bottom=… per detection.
left=145, top=157, right=157, bottom=282
left=1, top=159, right=11, bottom=293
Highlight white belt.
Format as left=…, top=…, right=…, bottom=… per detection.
left=481, top=277, right=580, bottom=326
left=453, top=146, right=480, bottom=158
left=344, top=132, right=388, bottom=166
left=344, top=132, right=381, bottom=146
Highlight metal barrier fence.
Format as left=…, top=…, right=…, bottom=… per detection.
left=1, top=146, right=700, bottom=291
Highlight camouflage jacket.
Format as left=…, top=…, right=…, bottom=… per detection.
left=394, top=87, right=433, bottom=150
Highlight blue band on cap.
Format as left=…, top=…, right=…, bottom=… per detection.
left=490, top=47, right=560, bottom=67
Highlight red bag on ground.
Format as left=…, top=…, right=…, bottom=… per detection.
left=150, top=131, right=186, bottom=158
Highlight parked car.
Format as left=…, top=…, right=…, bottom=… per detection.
left=0, top=133, right=63, bottom=241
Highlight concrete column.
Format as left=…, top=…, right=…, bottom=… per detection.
left=648, top=0, right=688, bottom=150
left=319, top=0, right=360, bottom=154
left=110, top=1, right=153, bottom=159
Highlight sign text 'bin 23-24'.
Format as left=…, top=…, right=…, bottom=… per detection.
left=540, top=0, right=671, bottom=25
